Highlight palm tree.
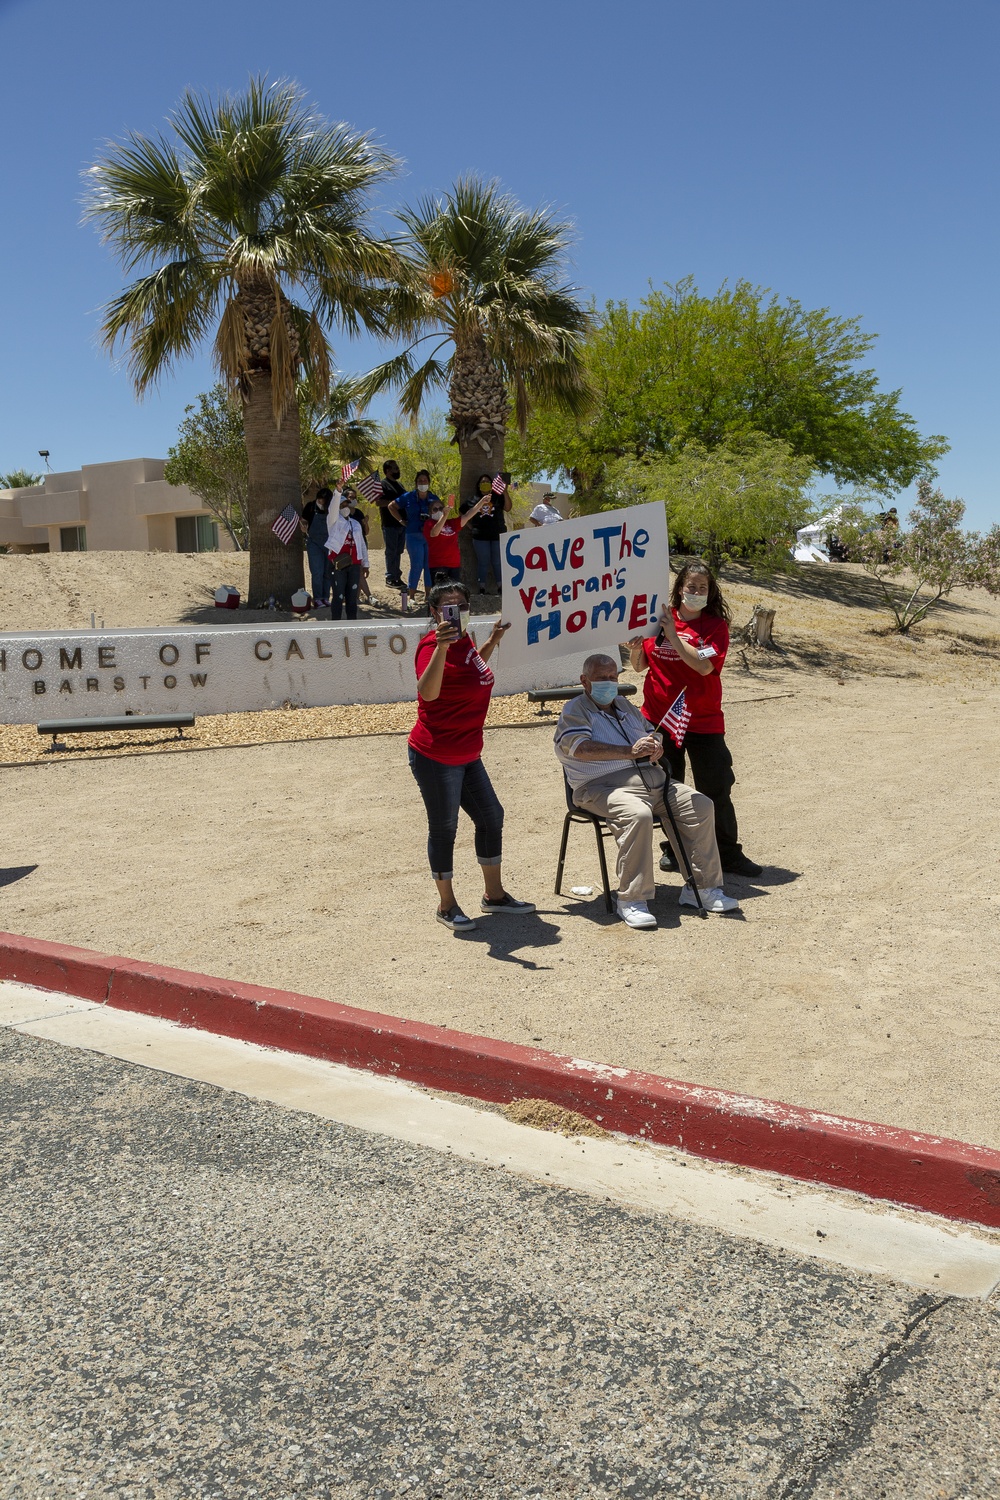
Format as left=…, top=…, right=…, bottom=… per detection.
left=0, top=470, right=42, bottom=490
left=299, top=375, right=380, bottom=493
left=360, top=177, right=591, bottom=509
left=85, top=77, right=398, bottom=604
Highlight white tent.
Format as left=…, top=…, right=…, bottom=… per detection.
left=792, top=506, right=843, bottom=564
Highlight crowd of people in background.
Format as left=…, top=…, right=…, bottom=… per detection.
left=297, top=465, right=575, bottom=618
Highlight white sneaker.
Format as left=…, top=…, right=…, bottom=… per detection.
left=616, top=899, right=657, bottom=929
left=678, top=885, right=740, bottom=914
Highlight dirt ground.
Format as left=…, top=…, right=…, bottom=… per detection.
left=1, top=550, right=998, bottom=1150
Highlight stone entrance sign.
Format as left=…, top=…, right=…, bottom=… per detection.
left=0, top=619, right=593, bottom=725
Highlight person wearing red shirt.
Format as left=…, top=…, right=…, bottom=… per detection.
left=409, top=581, right=535, bottom=931
left=629, top=560, right=762, bottom=878
left=421, top=496, right=479, bottom=583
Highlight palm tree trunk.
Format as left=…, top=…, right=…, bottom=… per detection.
left=450, top=338, right=509, bottom=592
left=244, top=372, right=304, bottom=606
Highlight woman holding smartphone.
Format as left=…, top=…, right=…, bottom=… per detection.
left=629, top=559, right=761, bottom=877
left=408, top=581, right=535, bottom=931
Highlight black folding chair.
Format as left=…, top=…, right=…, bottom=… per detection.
left=554, top=773, right=615, bottom=914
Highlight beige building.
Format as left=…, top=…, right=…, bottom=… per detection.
left=0, top=458, right=235, bottom=554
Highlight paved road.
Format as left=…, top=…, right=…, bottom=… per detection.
left=2, top=1030, right=998, bottom=1499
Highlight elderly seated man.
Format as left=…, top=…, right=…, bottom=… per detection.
left=554, top=652, right=739, bottom=928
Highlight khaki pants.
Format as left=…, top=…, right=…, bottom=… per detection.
left=574, top=770, right=723, bottom=903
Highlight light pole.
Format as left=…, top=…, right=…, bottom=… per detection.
left=38, top=450, right=51, bottom=472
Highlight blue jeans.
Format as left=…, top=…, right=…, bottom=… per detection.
left=473, top=537, right=502, bottom=591
left=330, top=562, right=362, bottom=619
left=306, top=539, right=331, bottom=603
left=383, top=526, right=406, bottom=585
left=406, top=532, right=432, bottom=592
left=408, top=747, right=504, bottom=880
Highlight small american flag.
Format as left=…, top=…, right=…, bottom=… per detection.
left=657, top=690, right=692, bottom=748
left=356, top=472, right=383, bottom=502
left=271, top=503, right=300, bottom=545
left=491, top=474, right=506, bottom=494
left=341, top=459, right=360, bottom=482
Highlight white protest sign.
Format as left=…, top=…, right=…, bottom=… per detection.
left=499, top=501, right=670, bottom=680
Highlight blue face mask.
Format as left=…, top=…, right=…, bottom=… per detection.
left=589, top=680, right=619, bottom=706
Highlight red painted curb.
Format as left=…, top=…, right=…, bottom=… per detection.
left=3, top=929, right=1000, bottom=1228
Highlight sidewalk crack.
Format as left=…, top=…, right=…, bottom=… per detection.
left=768, top=1294, right=950, bottom=1499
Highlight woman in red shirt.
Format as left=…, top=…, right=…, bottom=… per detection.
left=409, top=581, right=536, bottom=931
left=422, top=496, right=480, bottom=583
left=629, top=560, right=761, bottom=877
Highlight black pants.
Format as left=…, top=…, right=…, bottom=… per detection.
left=330, top=563, right=361, bottom=619
left=648, top=726, right=743, bottom=865
left=408, top=747, right=504, bottom=879
left=383, top=526, right=406, bottom=586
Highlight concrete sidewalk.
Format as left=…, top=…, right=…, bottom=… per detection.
left=2, top=1029, right=999, bottom=1499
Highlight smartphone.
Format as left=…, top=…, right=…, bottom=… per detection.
left=439, top=603, right=462, bottom=628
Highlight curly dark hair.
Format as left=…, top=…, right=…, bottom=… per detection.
left=669, top=559, right=731, bottom=624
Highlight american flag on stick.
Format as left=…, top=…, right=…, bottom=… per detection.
left=341, top=459, right=360, bottom=482
left=491, top=474, right=506, bottom=494
left=355, top=472, right=383, bottom=502
left=271, top=503, right=300, bottom=545
left=656, top=690, right=692, bottom=748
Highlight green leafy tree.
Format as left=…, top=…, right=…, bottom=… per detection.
left=166, top=378, right=380, bottom=549
left=0, top=469, right=43, bottom=489
left=373, top=413, right=462, bottom=499
left=513, top=279, right=948, bottom=502
left=836, top=480, right=1000, bottom=632
left=85, top=76, right=398, bottom=604
left=165, top=386, right=250, bottom=548
left=604, top=436, right=814, bottom=569
left=359, top=176, right=591, bottom=507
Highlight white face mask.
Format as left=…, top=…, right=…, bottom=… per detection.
left=417, top=484, right=429, bottom=495
left=340, top=506, right=351, bottom=518
left=430, top=510, right=444, bottom=521
left=460, top=608, right=471, bottom=635
left=682, top=591, right=707, bottom=611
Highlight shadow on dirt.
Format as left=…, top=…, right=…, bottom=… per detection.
left=725, top=561, right=990, bottom=624
left=462, top=912, right=564, bottom=969
left=740, top=865, right=802, bottom=887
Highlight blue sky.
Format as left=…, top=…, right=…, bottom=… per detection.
left=0, top=0, right=996, bottom=526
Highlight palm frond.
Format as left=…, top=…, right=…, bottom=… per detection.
left=88, top=74, right=401, bottom=404
left=398, top=356, right=450, bottom=424
left=267, top=298, right=295, bottom=424
left=99, top=260, right=219, bottom=392
left=83, top=133, right=201, bottom=271
left=299, top=374, right=380, bottom=468
left=287, top=305, right=333, bottom=403
left=369, top=174, right=589, bottom=433
left=353, top=348, right=428, bottom=408
left=214, top=295, right=248, bottom=387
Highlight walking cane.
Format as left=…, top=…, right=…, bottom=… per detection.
left=633, top=756, right=709, bottom=919
left=609, top=709, right=708, bottom=919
